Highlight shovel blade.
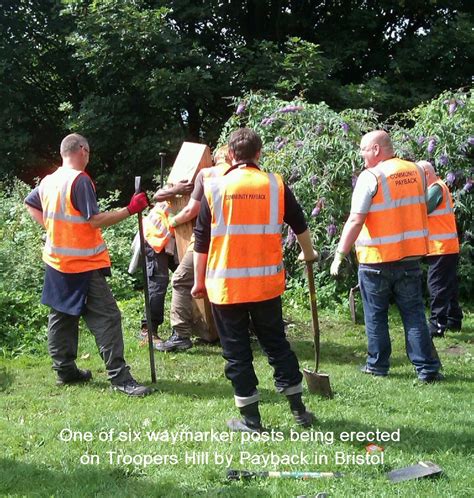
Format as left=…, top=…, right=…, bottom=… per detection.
left=303, top=368, right=333, bottom=398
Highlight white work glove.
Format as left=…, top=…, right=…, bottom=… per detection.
left=330, top=251, right=345, bottom=276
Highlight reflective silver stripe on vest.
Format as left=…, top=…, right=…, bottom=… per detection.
left=42, top=211, right=87, bottom=223
left=207, top=263, right=283, bottom=279
left=208, top=172, right=281, bottom=237
left=148, top=213, right=170, bottom=235
left=430, top=184, right=454, bottom=216
left=429, top=233, right=458, bottom=241
left=430, top=205, right=454, bottom=216
left=369, top=168, right=426, bottom=212
left=45, top=240, right=107, bottom=257
left=215, top=223, right=282, bottom=235
left=356, top=229, right=428, bottom=247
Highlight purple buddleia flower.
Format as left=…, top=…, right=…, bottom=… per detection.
left=285, top=228, right=296, bottom=247
left=295, top=140, right=304, bottom=148
left=467, top=137, right=474, bottom=146
left=327, top=224, right=337, bottom=238
left=446, top=171, right=456, bottom=185
left=310, top=175, right=318, bottom=186
left=352, top=174, right=358, bottom=189
left=275, top=137, right=288, bottom=150
left=288, top=170, right=300, bottom=183
left=427, top=138, right=437, bottom=155
left=314, top=124, right=324, bottom=135
left=438, top=154, right=449, bottom=166
left=341, top=122, right=349, bottom=135
left=311, top=205, right=321, bottom=217
left=417, top=136, right=426, bottom=145
left=261, top=116, right=276, bottom=126
left=277, top=105, right=304, bottom=113
left=463, top=180, right=473, bottom=193
left=236, top=102, right=246, bottom=115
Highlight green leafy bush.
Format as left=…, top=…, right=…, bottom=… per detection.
left=0, top=179, right=48, bottom=356
left=390, top=89, right=473, bottom=296
left=220, top=89, right=473, bottom=302
left=0, top=180, right=141, bottom=356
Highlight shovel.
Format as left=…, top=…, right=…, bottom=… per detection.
left=349, top=284, right=359, bottom=324
left=135, top=176, right=157, bottom=384
left=302, top=260, right=333, bottom=398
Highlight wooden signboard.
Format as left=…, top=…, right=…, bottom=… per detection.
left=167, top=142, right=217, bottom=342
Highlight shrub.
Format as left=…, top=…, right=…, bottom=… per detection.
left=220, top=89, right=473, bottom=302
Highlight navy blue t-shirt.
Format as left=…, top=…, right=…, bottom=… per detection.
left=25, top=173, right=110, bottom=316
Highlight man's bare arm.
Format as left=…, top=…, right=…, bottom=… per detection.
left=337, top=212, right=367, bottom=255
left=89, top=208, right=130, bottom=229
left=25, top=205, right=45, bottom=228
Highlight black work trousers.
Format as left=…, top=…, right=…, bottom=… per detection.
left=426, top=253, right=463, bottom=333
left=211, top=296, right=302, bottom=400
left=141, top=243, right=177, bottom=334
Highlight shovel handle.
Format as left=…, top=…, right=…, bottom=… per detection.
left=134, top=176, right=141, bottom=195
left=135, top=176, right=156, bottom=383
left=306, top=260, right=321, bottom=372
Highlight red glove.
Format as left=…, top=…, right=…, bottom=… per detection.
left=127, top=192, right=149, bottom=215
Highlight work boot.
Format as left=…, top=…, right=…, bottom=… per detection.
left=286, top=393, right=315, bottom=427
left=111, top=378, right=153, bottom=397
left=155, top=331, right=192, bottom=352
left=446, top=319, right=462, bottom=332
left=138, top=326, right=162, bottom=347
left=227, top=402, right=264, bottom=433
left=56, top=368, right=92, bottom=386
left=429, top=321, right=446, bottom=339
left=418, top=372, right=445, bottom=384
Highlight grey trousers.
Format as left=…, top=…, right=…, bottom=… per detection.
left=170, top=249, right=208, bottom=339
left=47, top=270, right=132, bottom=384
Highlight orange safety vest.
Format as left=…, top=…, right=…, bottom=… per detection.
left=38, top=167, right=111, bottom=273
left=187, top=161, right=232, bottom=252
left=143, top=202, right=174, bottom=253
left=427, top=179, right=459, bottom=255
left=204, top=166, right=285, bottom=304
left=355, top=158, right=429, bottom=263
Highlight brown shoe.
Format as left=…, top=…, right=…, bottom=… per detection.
left=138, top=327, right=162, bottom=347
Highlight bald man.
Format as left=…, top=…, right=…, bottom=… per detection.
left=417, top=161, right=463, bottom=338
left=331, top=131, right=441, bottom=383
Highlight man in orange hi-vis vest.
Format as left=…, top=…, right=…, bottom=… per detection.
left=25, top=133, right=152, bottom=396
left=134, top=177, right=194, bottom=347
left=155, top=145, right=232, bottom=352
left=192, top=128, right=319, bottom=432
left=330, top=130, right=441, bottom=383
left=418, top=161, right=463, bottom=338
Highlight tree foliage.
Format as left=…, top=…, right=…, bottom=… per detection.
left=0, top=0, right=472, bottom=194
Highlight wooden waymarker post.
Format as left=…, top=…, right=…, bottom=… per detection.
left=167, top=142, right=218, bottom=342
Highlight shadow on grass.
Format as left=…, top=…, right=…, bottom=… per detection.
left=0, top=458, right=264, bottom=497
left=0, top=366, right=14, bottom=391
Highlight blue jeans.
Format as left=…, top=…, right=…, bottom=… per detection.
left=358, top=261, right=440, bottom=379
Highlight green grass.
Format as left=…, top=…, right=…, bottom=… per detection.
left=1, top=296, right=473, bottom=497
